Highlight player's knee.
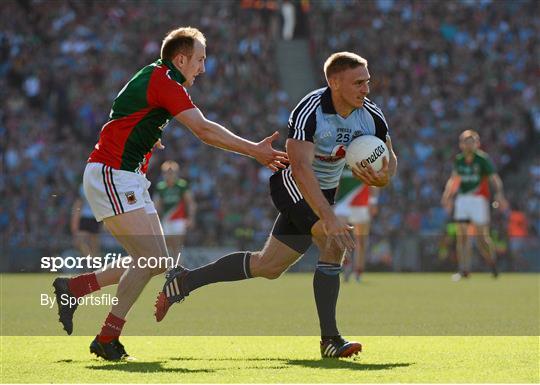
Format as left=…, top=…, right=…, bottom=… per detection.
left=260, top=266, right=285, bottom=280
left=324, top=246, right=347, bottom=265
left=129, top=267, right=154, bottom=282
left=251, top=254, right=286, bottom=279
left=150, top=266, right=167, bottom=276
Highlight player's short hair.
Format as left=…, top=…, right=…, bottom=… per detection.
left=161, top=27, right=206, bottom=61
left=161, top=160, right=179, bottom=173
left=459, top=129, right=480, bottom=142
left=324, top=52, right=368, bottom=81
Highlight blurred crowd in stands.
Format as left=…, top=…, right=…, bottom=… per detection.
left=1, top=0, right=538, bottom=269
left=308, top=0, right=539, bottom=269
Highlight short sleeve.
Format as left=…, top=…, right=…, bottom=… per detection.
left=364, top=98, right=389, bottom=142
left=287, top=92, right=321, bottom=142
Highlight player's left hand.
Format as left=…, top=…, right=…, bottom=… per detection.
left=352, top=156, right=390, bottom=187
left=254, top=131, right=289, bottom=172
left=494, top=195, right=509, bottom=212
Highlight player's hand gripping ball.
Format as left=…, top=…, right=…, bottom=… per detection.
left=345, top=135, right=388, bottom=172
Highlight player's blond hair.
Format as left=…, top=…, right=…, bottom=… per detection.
left=324, top=52, right=368, bottom=81
left=459, top=129, right=480, bottom=142
left=161, top=27, right=206, bottom=60
left=161, top=160, right=180, bottom=173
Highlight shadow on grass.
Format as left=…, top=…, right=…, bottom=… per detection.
left=169, top=356, right=413, bottom=371
left=288, top=359, right=412, bottom=371
left=86, top=361, right=215, bottom=374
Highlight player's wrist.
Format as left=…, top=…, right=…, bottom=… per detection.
left=245, top=141, right=259, bottom=159
left=319, top=206, right=335, bottom=221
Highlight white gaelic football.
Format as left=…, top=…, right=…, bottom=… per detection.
left=346, top=135, right=388, bottom=172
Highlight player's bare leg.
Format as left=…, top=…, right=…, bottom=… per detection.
left=311, top=223, right=362, bottom=358
left=352, top=223, right=369, bottom=282
left=92, top=212, right=169, bottom=287
left=249, top=236, right=302, bottom=279
left=474, top=224, right=498, bottom=277
left=336, top=215, right=353, bottom=282
left=87, top=209, right=169, bottom=360
left=155, top=234, right=301, bottom=321
left=73, top=230, right=100, bottom=259
left=103, top=210, right=168, bottom=319
left=454, top=222, right=472, bottom=281
left=165, top=234, right=185, bottom=263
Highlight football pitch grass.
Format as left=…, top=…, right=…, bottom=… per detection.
left=1, top=272, right=539, bottom=383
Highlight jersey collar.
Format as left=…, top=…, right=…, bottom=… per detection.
left=160, top=59, right=186, bottom=84
left=321, top=87, right=337, bottom=114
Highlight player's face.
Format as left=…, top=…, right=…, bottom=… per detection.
left=335, top=65, right=370, bottom=109
left=459, top=136, right=479, bottom=154
left=163, top=169, right=178, bottom=183
left=177, top=40, right=206, bottom=87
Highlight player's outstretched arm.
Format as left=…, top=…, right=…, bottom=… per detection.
left=70, top=198, right=82, bottom=236
left=175, top=108, right=288, bottom=171
left=441, top=171, right=460, bottom=213
left=287, top=139, right=354, bottom=250
left=183, top=190, right=197, bottom=229
left=489, top=173, right=509, bottom=211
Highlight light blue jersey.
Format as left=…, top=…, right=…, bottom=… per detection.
left=288, top=87, right=389, bottom=189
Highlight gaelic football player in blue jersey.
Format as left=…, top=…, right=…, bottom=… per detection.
left=156, top=52, right=397, bottom=358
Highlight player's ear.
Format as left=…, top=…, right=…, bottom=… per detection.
left=173, top=53, right=186, bottom=68
left=327, top=75, right=339, bottom=90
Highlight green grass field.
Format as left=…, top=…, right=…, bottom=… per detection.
left=1, top=273, right=539, bottom=383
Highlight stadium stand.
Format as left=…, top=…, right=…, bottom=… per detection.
left=1, top=0, right=538, bottom=271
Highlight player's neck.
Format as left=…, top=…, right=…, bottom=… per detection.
left=331, top=94, right=354, bottom=118
left=463, top=151, right=475, bottom=162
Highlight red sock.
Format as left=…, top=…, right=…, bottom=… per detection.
left=68, top=273, right=100, bottom=298
left=97, top=312, right=126, bottom=343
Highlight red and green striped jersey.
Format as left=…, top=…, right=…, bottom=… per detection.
left=155, top=179, right=190, bottom=220
left=88, top=59, right=196, bottom=174
left=454, top=150, right=495, bottom=197
left=335, top=169, right=370, bottom=206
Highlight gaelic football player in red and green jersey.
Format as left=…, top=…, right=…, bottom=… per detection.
left=334, top=169, right=379, bottom=282
left=52, top=27, right=287, bottom=360
left=153, top=160, right=196, bottom=262
left=441, top=130, right=508, bottom=281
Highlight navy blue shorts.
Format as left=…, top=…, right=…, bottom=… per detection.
left=269, top=169, right=335, bottom=254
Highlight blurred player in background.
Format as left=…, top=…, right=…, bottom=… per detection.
left=52, top=27, right=287, bottom=360
left=334, top=169, right=378, bottom=282
left=154, top=160, right=196, bottom=261
left=70, top=183, right=101, bottom=260
left=155, top=52, right=398, bottom=358
left=441, top=130, right=508, bottom=281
